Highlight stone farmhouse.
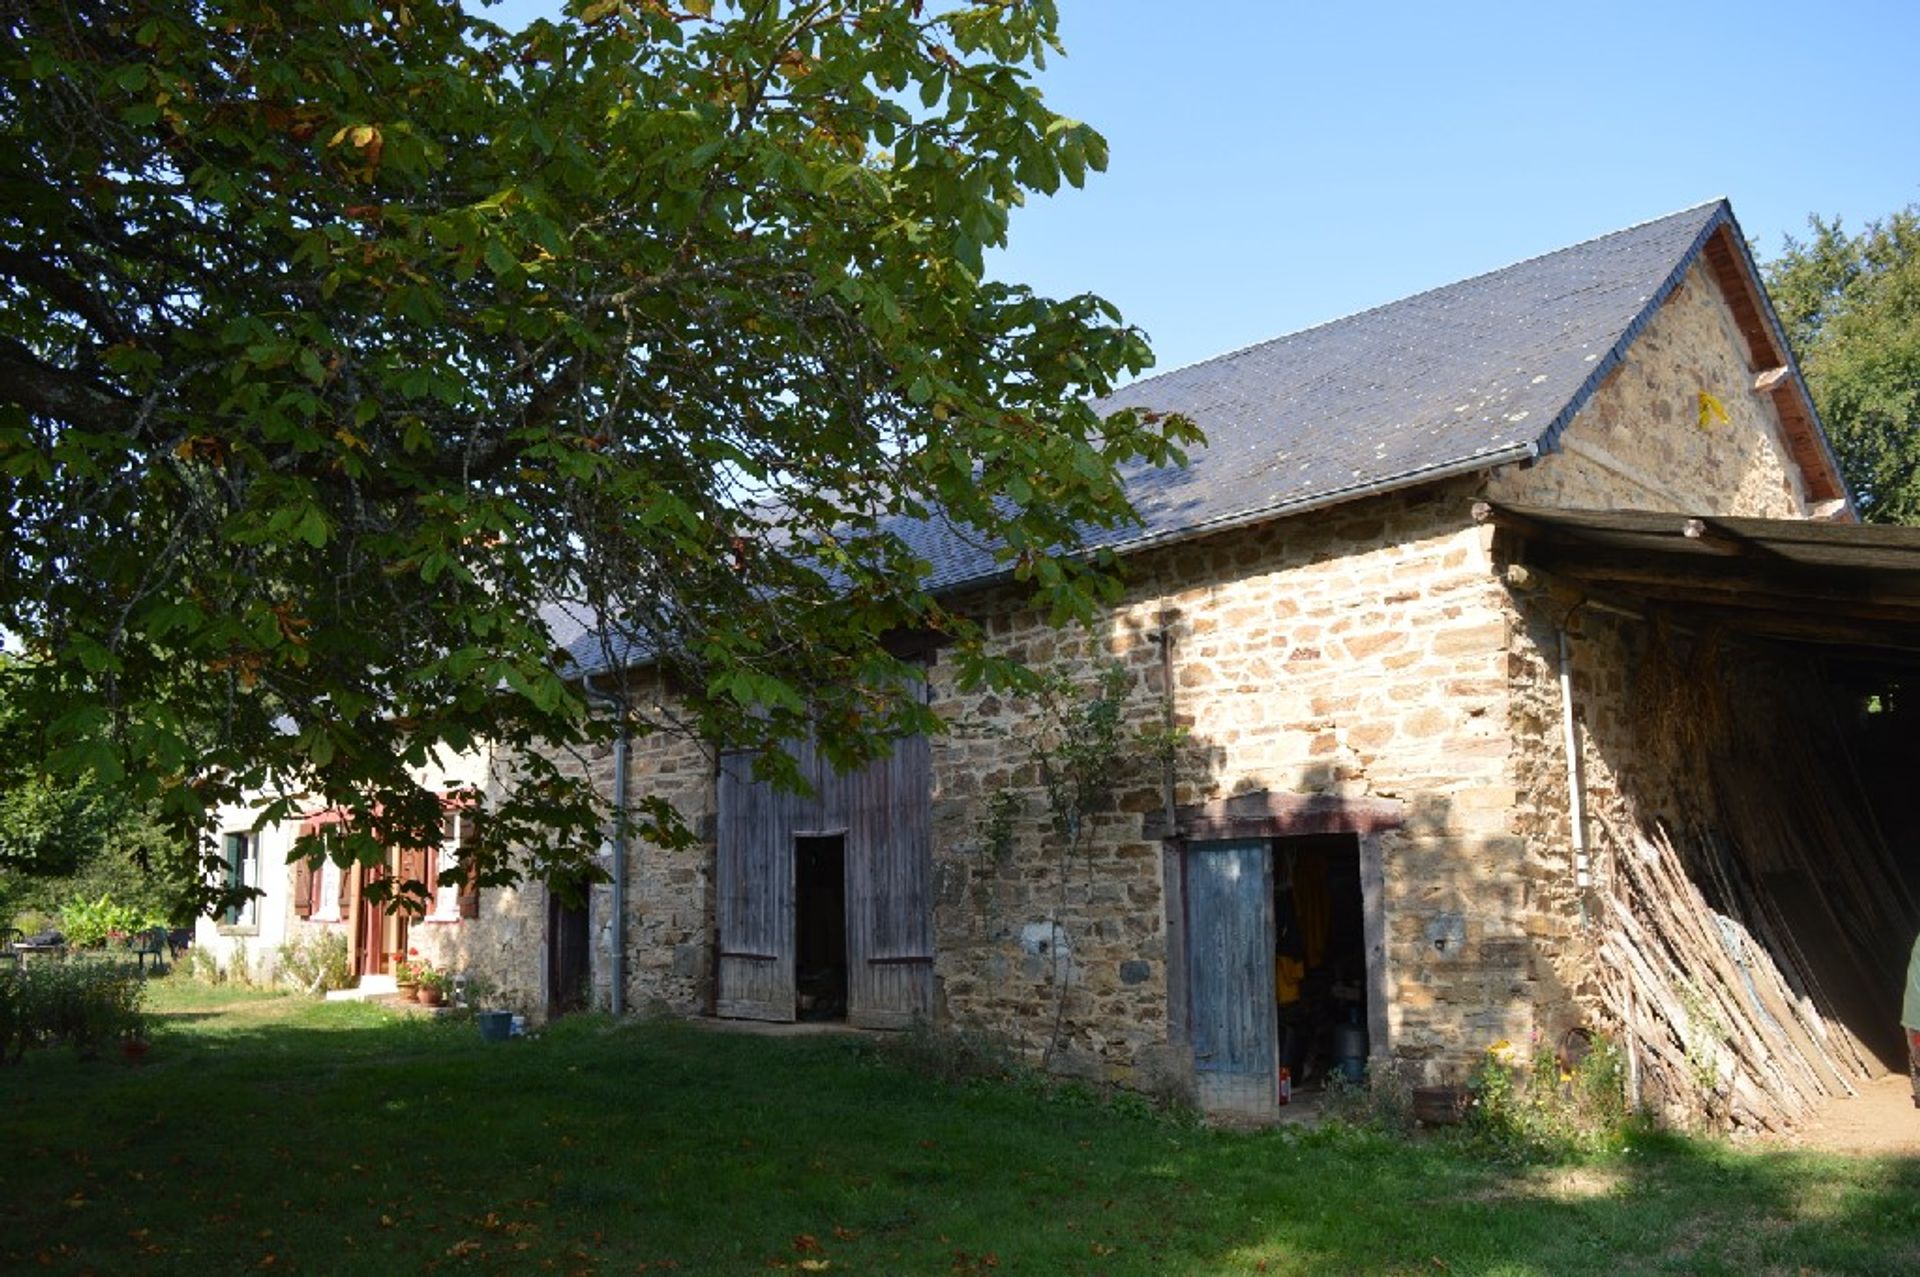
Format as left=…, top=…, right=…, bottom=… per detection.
left=193, top=749, right=488, bottom=989
left=234, top=199, right=1920, bottom=1124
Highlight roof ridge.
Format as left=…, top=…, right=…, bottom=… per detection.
left=1117, top=198, right=1730, bottom=391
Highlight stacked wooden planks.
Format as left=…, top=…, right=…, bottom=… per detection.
left=1595, top=817, right=1880, bottom=1133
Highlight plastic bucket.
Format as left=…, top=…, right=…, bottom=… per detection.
left=1330, top=1023, right=1368, bottom=1082
left=476, top=1010, right=514, bottom=1043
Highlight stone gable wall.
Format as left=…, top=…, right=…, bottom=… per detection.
left=1483, top=255, right=1819, bottom=1052
left=1488, top=262, right=1811, bottom=518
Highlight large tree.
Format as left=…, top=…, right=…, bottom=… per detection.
left=0, top=0, right=1195, bottom=910
left=1766, top=207, right=1920, bottom=524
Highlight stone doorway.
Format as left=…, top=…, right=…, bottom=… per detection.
left=1158, top=790, right=1399, bottom=1120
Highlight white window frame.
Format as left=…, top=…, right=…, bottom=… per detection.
left=424, top=810, right=467, bottom=923
left=221, top=830, right=260, bottom=930
left=314, top=858, right=344, bottom=923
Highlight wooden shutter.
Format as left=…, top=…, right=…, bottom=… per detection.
left=338, top=857, right=358, bottom=923
left=291, top=853, right=314, bottom=919
left=398, top=845, right=429, bottom=912
left=715, top=748, right=797, bottom=1022
left=845, top=732, right=934, bottom=1029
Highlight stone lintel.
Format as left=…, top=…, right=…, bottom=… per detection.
left=1142, top=789, right=1405, bottom=841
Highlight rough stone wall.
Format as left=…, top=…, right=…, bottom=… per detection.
left=1482, top=257, right=1827, bottom=1049
left=1496, top=590, right=1668, bottom=1043
left=1487, top=262, right=1812, bottom=518
left=438, top=675, right=717, bottom=1021
left=930, top=478, right=1540, bottom=1089
left=606, top=701, right=717, bottom=1018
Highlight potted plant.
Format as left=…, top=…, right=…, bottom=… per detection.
left=462, top=974, right=512, bottom=1042
left=393, top=949, right=421, bottom=999
left=417, top=967, right=453, bottom=1007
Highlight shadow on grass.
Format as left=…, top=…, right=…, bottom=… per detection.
left=3, top=1001, right=1918, bottom=1275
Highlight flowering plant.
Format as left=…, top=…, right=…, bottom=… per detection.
left=393, top=947, right=425, bottom=984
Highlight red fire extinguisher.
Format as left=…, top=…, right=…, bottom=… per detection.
left=1277, top=1066, right=1292, bottom=1105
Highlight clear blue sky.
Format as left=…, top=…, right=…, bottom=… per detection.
left=483, top=0, right=1920, bottom=377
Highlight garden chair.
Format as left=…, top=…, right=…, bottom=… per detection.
left=129, top=926, right=170, bottom=974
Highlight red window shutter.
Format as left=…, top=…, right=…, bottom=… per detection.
left=291, top=855, right=313, bottom=919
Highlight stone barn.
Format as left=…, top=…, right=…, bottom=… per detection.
left=431, top=199, right=1920, bottom=1126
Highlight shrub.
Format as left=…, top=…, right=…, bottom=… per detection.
left=0, top=962, right=145, bottom=1062
left=180, top=945, right=224, bottom=984
left=881, top=1019, right=1021, bottom=1086
left=59, top=893, right=157, bottom=949
left=276, top=932, right=353, bottom=996
left=181, top=941, right=257, bottom=987
left=1324, top=1059, right=1417, bottom=1135
left=1468, top=1033, right=1632, bottom=1161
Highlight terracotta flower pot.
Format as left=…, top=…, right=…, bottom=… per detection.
left=418, top=986, right=446, bottom=1007
left=396, top=981, right=420, bottom=1000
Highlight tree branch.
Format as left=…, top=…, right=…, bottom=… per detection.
left=0, top=336, right=137, bottom=433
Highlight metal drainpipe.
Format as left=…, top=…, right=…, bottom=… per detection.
left=1153, top=621, right=1179, bottom=838
left=1556, top=615, right=1591, bottom=928
left=582, top=673, right=630, bottom=1017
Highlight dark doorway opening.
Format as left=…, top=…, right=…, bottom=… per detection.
left=795, top=835, right=848, bottom=1021
left=548, top=892, right=589, bottom=1018
left=1272, top=832, right=1369, bottom=1092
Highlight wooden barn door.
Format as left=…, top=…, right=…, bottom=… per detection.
left=1184, top=839, right=1278, bottom=1119
left=846, top=732, right=933, bottom=1029
left=715, top=748, right=797, bottom=1021
left=547, top=892, right=590, bottom=1017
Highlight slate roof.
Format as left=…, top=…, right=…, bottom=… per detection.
left=554, top=199, right=1822, bottom=675
left=911, top=198, right=1762, bottom=592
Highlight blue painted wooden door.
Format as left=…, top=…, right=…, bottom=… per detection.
left=1185, top=839, right=1278, bottom=1118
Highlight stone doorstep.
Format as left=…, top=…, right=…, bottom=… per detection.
left=378, top=997, right=462, bottom=1018
left=323, top=975, right=460, bottom=1016
left=324, top=974, right=395, bottom=1002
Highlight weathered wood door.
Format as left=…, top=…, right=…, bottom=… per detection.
left=716, top=732, right=932, bottom=1026
left=548, top=893, right=590, bottom=1017
left=1184, top=839, right=1278, bottom=1119
left=715, top=748, right=797, bottom=1021
left=846, top=731, right=934, bottom=1028
left=352, top=862, right=397, bottom=978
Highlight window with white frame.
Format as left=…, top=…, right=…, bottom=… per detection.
left=314, top=857, right=344, bottom=923
left=426, top=810, right=469, bottom=921
left=222, top=831, right=260, bottom=928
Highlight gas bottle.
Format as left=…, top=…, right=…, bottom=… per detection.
left=1277, top=1066, right=1292, bottom=1105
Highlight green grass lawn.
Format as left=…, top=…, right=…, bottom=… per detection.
left=3, top=980, right=1918, bottom=1275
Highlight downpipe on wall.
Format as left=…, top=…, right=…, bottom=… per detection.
left=1555, top=614, right=1591, bottom=928
left=582, top=672, right=631, bottom=1017
left=1152, top=617, right=1179, bottom=839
